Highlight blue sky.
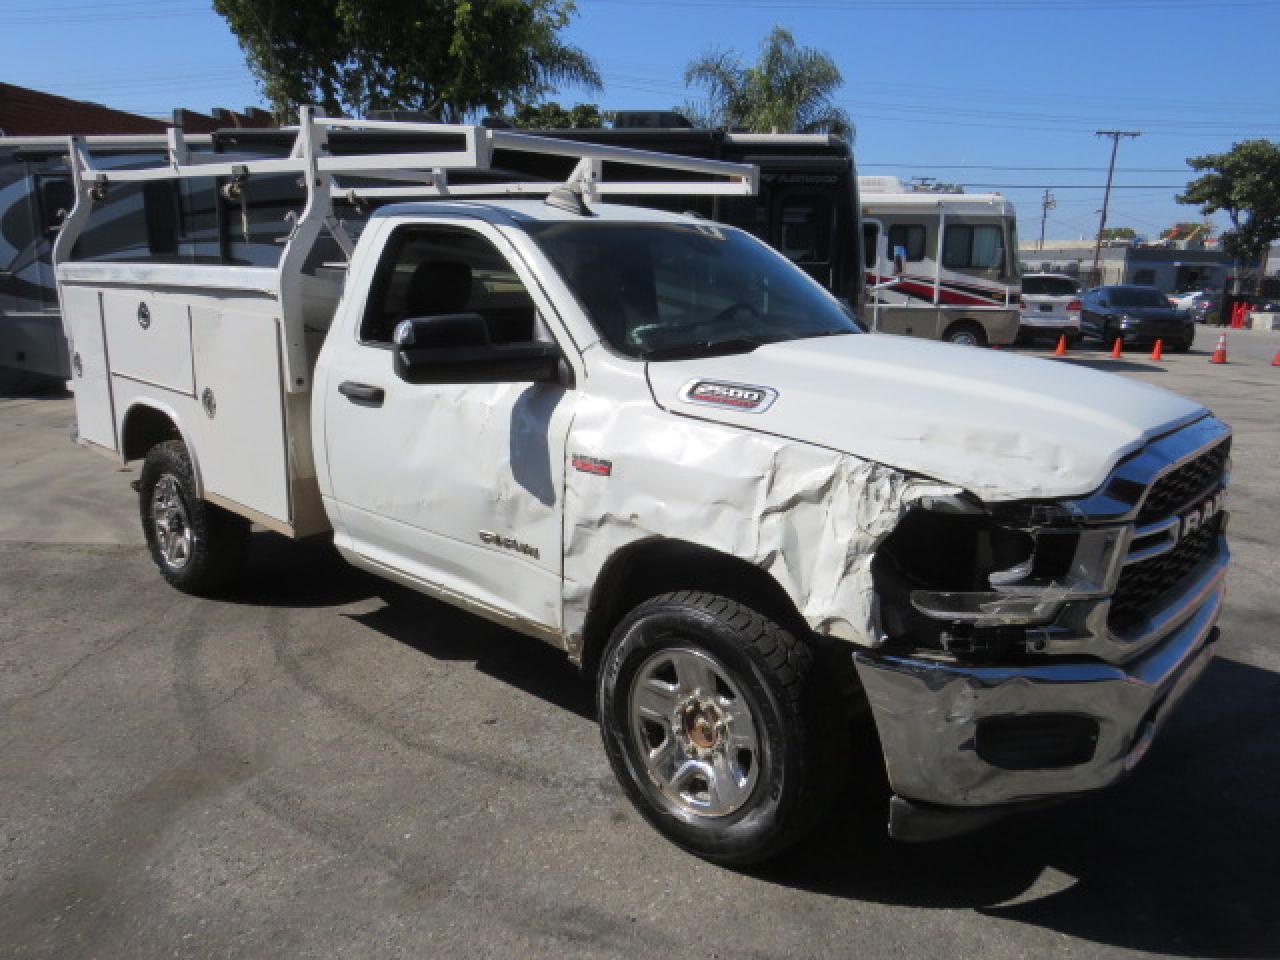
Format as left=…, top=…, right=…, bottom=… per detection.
left=5, top=0, right=1279, bottom=242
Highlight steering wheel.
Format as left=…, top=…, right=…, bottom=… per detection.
left=713, top=302, right=764, bottom=327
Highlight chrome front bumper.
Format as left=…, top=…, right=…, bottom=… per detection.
left=854, top=543, right=1225, bottom=808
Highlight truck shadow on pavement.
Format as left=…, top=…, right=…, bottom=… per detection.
left=229, top=534, right=1276, bottom=957
left=229, top=532, right=595, bottom=721
left=764, top=654, right=1280, bottom=959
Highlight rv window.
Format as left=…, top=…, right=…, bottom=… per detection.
left=778, top=198, right=830, bottom=263
left=942, top=224, right=1005, bottom=271
left=887, top=224, right=926, bottom=262
left=862, top=223, right=879, bottom=269
left=143, top=181, right=180, bottom=256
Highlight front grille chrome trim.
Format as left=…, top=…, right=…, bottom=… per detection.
left=1058, top=416, right=1231, bottom=525
left=1109, top=535, right=1228, bottom=654
left=1123, top=515, right=1181, bottom=566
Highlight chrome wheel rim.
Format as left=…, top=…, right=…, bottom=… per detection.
left=950, top=330, right=979, bottom=346
left=151, top=475, right=193, bottom=570
left=628, top=647, right=760, bottom=818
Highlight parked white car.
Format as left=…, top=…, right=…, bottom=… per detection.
left=1170, top=290, right=1215, bottom=314
left=1018, top=273, right=1083, bottom=343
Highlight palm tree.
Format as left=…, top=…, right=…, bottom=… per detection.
left=684, top=27, right=852, bottom=138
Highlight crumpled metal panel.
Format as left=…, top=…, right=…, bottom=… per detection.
left=562, top=391, right=959, bottom=653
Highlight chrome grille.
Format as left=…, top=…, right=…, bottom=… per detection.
left=1137, top=438, right=1230, bottom=524
left=1110, top=515, right=1221, bottom=631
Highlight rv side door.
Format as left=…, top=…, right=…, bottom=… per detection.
left=772, top=191, right=835, bottom=289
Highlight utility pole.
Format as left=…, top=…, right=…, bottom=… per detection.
left=1038, top=188, right=1056, bottom=251
left=1091, top=130, right=1140, bottom=285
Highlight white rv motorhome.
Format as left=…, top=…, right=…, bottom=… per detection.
left=859, top=176, right=1021, bottom=346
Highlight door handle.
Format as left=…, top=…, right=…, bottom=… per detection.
left=338, top=381, right=385, bottom=407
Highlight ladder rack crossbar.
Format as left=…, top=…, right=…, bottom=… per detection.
left=62, top=112, right=756, bottom=196
left=340, top=181, right=755, bottom=201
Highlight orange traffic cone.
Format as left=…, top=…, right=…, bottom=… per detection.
left=1151, top=339, right=1163, bottom=361
left=1272, top=351, right=1280, bottom=367
left=1054, top=335, right=1067, bottom=357
left=1210, top=332, right=1227, bottom=364
left=1109, top=337, right=1123, bottom=359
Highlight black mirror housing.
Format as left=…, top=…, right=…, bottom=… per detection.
left=393, top=313, right=562, bottom=385
left=394, top=313, right=488, bottom=350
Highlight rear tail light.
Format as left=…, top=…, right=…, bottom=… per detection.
left=1066, top=299, right=1082, bottom=311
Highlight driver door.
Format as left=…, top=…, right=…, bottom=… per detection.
left=323, top=220, right=576, bottom=634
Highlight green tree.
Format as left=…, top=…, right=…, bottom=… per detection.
left=511, top=101, right=607, bottom=129
left=212, top=0, right=601, bottom=122
left=1100, top=226, right=1136, bottom=240
left=683, top=27, right=852, bottom=137
left=1178, top=140, right=1280, bottom=292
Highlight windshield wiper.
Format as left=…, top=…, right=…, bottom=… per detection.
left=641, top=337, right=772, bottom=361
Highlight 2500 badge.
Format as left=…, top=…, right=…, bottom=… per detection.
left=679, top=379, right=779, bottom=413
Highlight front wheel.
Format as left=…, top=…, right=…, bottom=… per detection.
left=139, top=440, right=249, bottom=595
left=597, top=591, right=830, bottom=865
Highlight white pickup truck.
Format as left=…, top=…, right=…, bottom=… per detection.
left=56, top=115, right=1230, bottom=864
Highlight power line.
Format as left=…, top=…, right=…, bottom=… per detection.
left=950, top=183, right=1184, bottom=189
left=858, top=163, right=1190, bottom=172
left=590, top=0, right=1280, bottom=8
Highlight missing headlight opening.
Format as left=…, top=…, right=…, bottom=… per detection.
left=872, top=504, right=1082, bottom=657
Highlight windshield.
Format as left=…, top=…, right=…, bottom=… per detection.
left=1023, top=276, right=1081, bottom=296
left=1110, top=287, right=1170, bottom=308
left=524, top=221, right=859, bottom=359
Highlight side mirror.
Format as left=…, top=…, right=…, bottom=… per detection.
left=892, top=244, right=908, bottom=276
left=393, top=313, right=562, bottom=385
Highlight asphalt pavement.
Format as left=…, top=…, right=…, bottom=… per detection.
left=2, top=325, right=1278, bottom=959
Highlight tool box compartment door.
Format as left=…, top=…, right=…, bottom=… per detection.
left=63, top=285, right=117, bottom=450
left=190, top=303, right=291, bottom=526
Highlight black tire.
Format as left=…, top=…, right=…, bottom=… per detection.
left=1065, top=330, right=1082, bottom=347
left=942, top=321, right=987, bottom=347
left=597, top=591, right=831, bottom=865
left=1169, top=335, right=1193, bottom=353
left=138, top=440, right=249, bottom=595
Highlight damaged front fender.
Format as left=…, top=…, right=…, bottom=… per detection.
left=561, top=393, right=960, bottom=655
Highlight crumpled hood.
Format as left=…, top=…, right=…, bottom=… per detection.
left=645, top=334, right=1206, bottom=501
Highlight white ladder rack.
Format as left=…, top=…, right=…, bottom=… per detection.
left=52, top=108, right=759, bottom=396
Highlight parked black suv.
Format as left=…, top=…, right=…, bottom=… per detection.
left=1081, top=285, right=1195, bottom=351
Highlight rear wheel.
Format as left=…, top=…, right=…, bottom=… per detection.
left=139, top=440, right=249, bottom=595
left=942, top=321, right=988, bottom=347
left=597, top=591, right=831, bottom=865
